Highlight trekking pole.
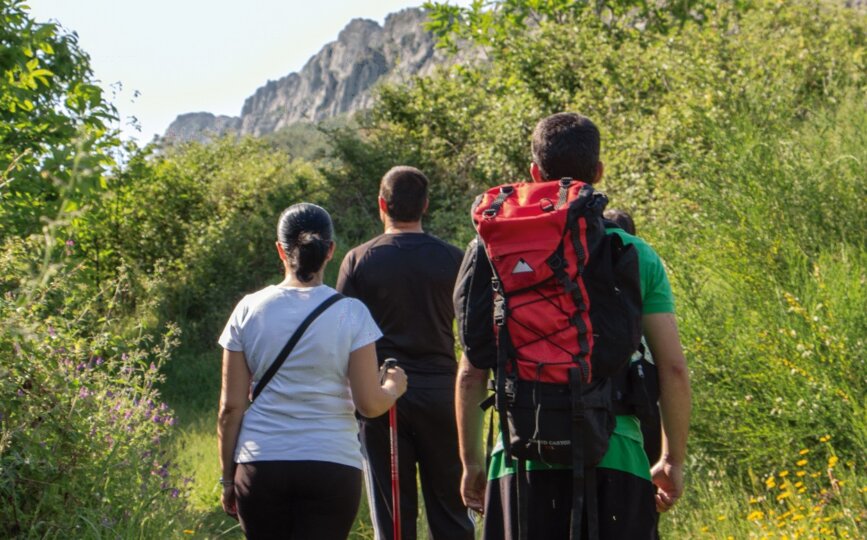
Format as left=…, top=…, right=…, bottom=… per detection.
left=383, top=357, right=401, bottom=540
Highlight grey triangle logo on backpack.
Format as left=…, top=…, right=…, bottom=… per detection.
left=512, top=258, right=534, bottom=274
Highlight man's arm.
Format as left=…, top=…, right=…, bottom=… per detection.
left=335, top=251, right=357, bottom=297
left=455, top=352, right=488, bottom=514
left=643, top=312, right=691, bottom=512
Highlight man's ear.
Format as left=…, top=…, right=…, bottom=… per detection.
left=378, top=196, right=388, bottom=213
left=593, top=161, right=605, bottom=184
left=530, top=162, right=544, bottom=182
left=423, top=197, right=430, bottom=215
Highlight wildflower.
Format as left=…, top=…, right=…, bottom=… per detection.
left=79, top=386, right=90, bottom=398
left=748, top=510, right=764, bottom=520
left=798, top=449, right=809, bottom=455
left=183, top=531, right=195, bottom=535
left=171, top=488, right=179, bottom=498
left=766, top=476, right=777, bottom=488
left=796, top=459, right=808, bottom=466
left=121, top=353, right=129, bottom=361
left=48, top=326, right=56, bottom=338
left=795, top=471, right=806, bottom=477
left=149, top=362, right=157, bottom=371
left=95, top=356, right=104, bottom=366
left=779, top=470, right=790, bottom=477
left=66, top=239, right=75, bottom=247
left=17, top=389, right=24, bottom=397
left=717, top=515, right=726, bottom=521
left=828, top=456, right=838, bottom=467
left=819, top=435, right=831, bottom=443
left=777, top=492, right=791, bottom=501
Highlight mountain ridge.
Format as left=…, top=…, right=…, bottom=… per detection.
left=164, top=7, right=445, bottom=143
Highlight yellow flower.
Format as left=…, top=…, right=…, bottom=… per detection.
left=748, top=510, right=764, bottom=521
left=780, top=470, right=790, bottom=477
left=828, top=455, right=839, bottom=467
left=183, top=531, right=195, bottom=536
left=799, top=448, right=810, bottom=455
left=717, top=515, right=727, bottom=521
left=819, top=435, right=831, bottom=442
left=777, top=492, right=792, bottom=501
left=796, top=459, right=808, bottom=466
left=794, top=481, right=804, bottom=488
left=795, top=471, right=806, bottom=477
left=766, top=477, right=777, bottom=488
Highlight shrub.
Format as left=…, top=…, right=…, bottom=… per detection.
left=0, top=237, right=188, bottom=538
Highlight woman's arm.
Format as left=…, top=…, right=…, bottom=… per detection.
left=217, top=348, right=251, bottom=518
left=348, top=343, right=407, bottom=418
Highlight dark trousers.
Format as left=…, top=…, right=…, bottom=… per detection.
left=359, top=386, right=474, bottom=540
left=482, top=467, right=658, bottom=540
left=235, top=460, right=361, bottom=540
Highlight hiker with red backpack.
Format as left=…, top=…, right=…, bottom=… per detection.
left=453, top=113, right=692, bottom=539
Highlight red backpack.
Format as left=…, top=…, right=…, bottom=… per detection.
left=473, top=178, right=643, bottom=538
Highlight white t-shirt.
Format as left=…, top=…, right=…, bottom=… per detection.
left=218, top=284, right=382, bottom=469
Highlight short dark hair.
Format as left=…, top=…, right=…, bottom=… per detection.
left=277, top=203, right=334, bottom=283
left=379, top=166, right=429, bottom=222
left=603, top=208, right=636, bottom=235
left=531, top=112, right=600, bottom=182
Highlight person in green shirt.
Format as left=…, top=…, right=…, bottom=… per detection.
left=453, top=112, right=692, bottom=539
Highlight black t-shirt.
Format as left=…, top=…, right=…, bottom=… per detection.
left=336, top=232, right=464, bottom=387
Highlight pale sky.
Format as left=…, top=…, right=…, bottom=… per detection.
left=26, top=1, right=472, bottom=144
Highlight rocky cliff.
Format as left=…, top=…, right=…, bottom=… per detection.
left=164, top=8, right=444, bottom=143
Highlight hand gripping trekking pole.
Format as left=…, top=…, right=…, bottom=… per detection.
left=383, top=358, right=401, bottom=540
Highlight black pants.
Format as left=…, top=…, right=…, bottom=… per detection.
left=359, top=386, right=474, bottom=540
left=482, top=467, right=659, bottom=540
left=235, top=460, right=361, bottom=540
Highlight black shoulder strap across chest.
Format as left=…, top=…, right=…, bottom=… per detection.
left=251, top=292, right=345, bottom=402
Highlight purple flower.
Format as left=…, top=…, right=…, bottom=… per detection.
left=95, top=357, right=104, bottom=366
left=171, top=488, right=180, bottom=498
left=121, top=353, right=129, bottom=361
left=152, top=415, right=162, bottom=424
left=167, top=417, right=176, bottom=426
left=149, top=362, right=157, bottom=371
left=66, top=239, right=75, bottom=247
left=76, top=362, right=87, bottom=371
left=17, top=389, right=24, bottom=397
left=48, top=326, right=56, bottom=338
left=79, top=386, right=90, bottom=398
left=106, top=390, right=114, bottom=398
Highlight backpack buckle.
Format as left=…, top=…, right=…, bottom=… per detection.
left=547, top=253, right=565, bottom=270
left=493, top=299, right=507, bottom=327
left=504, top=377, right=516, bottom=402
left=482, top=208, right=498, bottom=219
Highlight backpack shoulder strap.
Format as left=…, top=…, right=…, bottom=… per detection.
left=251, top=292, right=345, bottom=402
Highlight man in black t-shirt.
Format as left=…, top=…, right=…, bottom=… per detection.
left=337, top=166, right=472, bottom=540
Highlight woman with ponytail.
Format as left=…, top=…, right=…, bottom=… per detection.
left=217, top=203, right=407, bottom=539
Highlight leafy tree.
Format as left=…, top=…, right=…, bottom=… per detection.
left=0, top=0, right=117, bottom=239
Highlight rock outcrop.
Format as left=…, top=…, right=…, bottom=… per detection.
left=164, top=8, right=443, bottom=142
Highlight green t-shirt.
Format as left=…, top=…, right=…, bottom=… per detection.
left=488, top=227, right=675, bottom=481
